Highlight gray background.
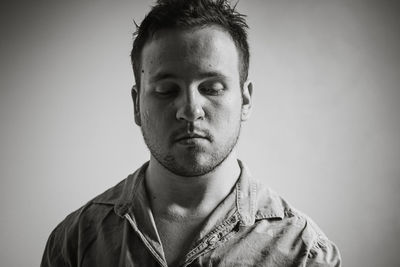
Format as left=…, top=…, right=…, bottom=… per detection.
left=1, top=0, right=399, bottom=266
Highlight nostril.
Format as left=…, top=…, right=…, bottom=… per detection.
left=176, top=104, right=205, bottom=122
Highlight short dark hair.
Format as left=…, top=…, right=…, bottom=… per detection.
left=131, top=0, right=249, bottom=89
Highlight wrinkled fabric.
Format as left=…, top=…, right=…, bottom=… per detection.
left=41, top=161, right=341, bottom=267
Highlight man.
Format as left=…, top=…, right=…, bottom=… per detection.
left=42, top=0, right=341, bottom=266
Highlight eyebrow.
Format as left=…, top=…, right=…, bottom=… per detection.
left=149, top=71, right=228, bottom=83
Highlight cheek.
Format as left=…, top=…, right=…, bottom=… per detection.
left=212, top=96, right=242, bottom=122
left=140, top=104, right=151, bottom=125
left=141, top=101, right=172, bottom=129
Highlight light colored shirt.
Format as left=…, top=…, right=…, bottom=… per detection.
left=41, top=161, right=341, bottom=266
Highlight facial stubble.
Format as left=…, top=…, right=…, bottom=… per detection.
left=141, top=120, right=241, bottom=177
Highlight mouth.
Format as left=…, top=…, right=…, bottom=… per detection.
left=174, top=132, right=211, bottom=146
left=175, top=133, right=208, bottom=144
left=171, top=124, right=212, bottom=146
left=175, top=133, right=208, bottom=142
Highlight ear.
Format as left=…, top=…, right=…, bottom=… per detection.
left=241, top=80, right=253, bottom=121
left=131, top=85, right=141, bottom=126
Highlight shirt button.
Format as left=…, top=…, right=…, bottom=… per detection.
left=208, top=234, right=219, bottom=245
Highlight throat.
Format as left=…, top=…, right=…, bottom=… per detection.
left=145, top=152, right=241, bottom=209
left=154, top=213, right=206, bottom=266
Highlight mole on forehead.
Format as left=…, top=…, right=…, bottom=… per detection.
left=139, top=26, right=239, bottom=80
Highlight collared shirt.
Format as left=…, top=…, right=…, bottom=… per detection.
left=41, top=161, right=341, bottom=267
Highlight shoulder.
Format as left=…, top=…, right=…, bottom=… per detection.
left=254, top=181, right=342, bottom=266
left=41, top=177, right=129, bottom=267
left=288, top=208, right=341, bottom=266
left=56, top=176, right=128, bottom=230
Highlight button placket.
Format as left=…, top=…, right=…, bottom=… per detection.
left=183, top=214, right=239, bottom=266
left=207, top=233, right=219, bottom=246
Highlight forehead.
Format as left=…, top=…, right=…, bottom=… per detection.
left=140, top=26, right=240, bottom=83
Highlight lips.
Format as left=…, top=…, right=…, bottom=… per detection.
left=170, top=124, right=212, bottom=145
left=175, top=133, right=208, bottom=142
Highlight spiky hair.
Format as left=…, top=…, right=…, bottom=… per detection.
left=131, top=0, right=249, bottom=88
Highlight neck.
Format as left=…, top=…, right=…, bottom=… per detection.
left=145, top=151, right=240, bottom=218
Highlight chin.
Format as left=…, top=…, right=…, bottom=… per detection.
left=162, top=153, right=220, bottom=177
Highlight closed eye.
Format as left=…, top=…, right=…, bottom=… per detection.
left=154, top=82, right=180, bottom=97
left=199, top=82, right=225, bottom=96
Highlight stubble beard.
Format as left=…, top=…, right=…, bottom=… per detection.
left=141, top=122, right=241, bottom=177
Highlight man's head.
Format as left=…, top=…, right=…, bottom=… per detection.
left=131, top=0, right=252, bottom=177
left=131, top=0, right=250, bottom=89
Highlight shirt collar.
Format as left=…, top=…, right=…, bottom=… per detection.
left=235, top=160, right=285, bottom=225
left=93, top=160, right=285, bottom=225
left=114, top=161, right=149, bottom=217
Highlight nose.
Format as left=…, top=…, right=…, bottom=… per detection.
left=176, top=89, right=205, bottom=122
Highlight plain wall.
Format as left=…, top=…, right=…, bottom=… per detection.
left=1, top=0, right=399, bottom=266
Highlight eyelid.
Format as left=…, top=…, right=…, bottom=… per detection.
left=200, top=81, right=225, bottom=90
left=154, top=81, right=180, bottom=92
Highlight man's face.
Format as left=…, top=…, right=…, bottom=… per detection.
left=133, top=26, right=252, bottom=177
